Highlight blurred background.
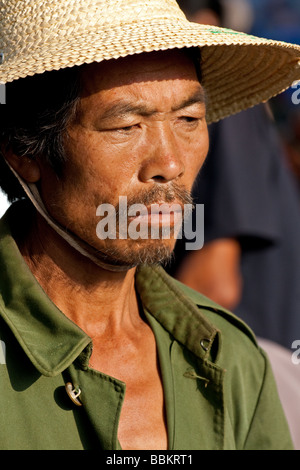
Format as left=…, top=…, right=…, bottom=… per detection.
left=170, top=1, right=300, bottom=448
left=177, top=0, right=300, bottom=191
left=0, top=193, right=8, bottom=217
left=249, top=0, right=300, bottom=191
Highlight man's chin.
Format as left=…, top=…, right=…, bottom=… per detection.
left=95, top=239, right=176, bottom=268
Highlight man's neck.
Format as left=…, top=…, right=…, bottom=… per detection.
left=15, top=209, right=141, bottom=338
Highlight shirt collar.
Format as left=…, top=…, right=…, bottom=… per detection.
left=0, top=202, right=218, bottom=377
left=0, top=203, right=91, bottom=377
left=136, top=264, right=218, bottom=361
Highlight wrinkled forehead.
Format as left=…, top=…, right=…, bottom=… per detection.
left=79, top=49, right=202, bottom=97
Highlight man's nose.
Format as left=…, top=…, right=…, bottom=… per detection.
left=138, top=126, right=185, bottom=183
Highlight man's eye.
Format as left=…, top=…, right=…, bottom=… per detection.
left=117, top=124, right=140, bottom=133
left=178, top=116, right=201, bottom=127
left=181, top=116, right=199, bottom=123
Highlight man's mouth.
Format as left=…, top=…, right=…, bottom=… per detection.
left=127, top=201, right=184, bottom=227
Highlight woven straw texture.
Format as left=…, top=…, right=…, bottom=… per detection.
left=1, top=0, right=300, bottom=122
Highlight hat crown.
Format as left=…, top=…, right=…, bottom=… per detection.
left=1, top=0, right=186, bottom=35
left=0, top=0, right=186, bottom=63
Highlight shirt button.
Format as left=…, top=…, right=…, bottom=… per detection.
left=65, top=382, right=82, bottom=407
left=200, top=338, right=212, bottom=352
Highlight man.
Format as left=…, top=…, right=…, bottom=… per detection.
left=0, top=0, right=299, bottom=450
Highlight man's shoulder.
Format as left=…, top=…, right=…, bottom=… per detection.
left=161, top=271, right=268, bottom=386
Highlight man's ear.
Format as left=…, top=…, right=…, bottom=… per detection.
left=3, top=148, right=40, bottom=183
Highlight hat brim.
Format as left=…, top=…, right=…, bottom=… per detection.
left=1, top=20, right=300, bottom=123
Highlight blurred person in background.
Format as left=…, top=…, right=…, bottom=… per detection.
left=249, top=0, right=300, bottom=191
left=168, top=0, right=300, bottom=448
left=250, top=0, right=300, bottom=44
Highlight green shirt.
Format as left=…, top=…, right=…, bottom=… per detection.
left=0, top=203, right=294, bottom=450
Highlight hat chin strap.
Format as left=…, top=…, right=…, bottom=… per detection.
left=7, top=163, right=130, bottom=273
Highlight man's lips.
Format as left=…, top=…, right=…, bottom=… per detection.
left=127, top=201, right=184, bottom=226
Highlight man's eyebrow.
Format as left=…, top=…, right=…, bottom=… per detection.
left=99, top=88, right=206, bottom=120
left=99, top=102, right=152, bottom=120
left=171, top=88, right=207, bottom=112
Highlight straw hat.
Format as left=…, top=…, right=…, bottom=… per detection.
left=0, top=0, right=300, bottom=123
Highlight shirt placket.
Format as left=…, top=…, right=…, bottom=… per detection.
left=66, top=361, right=126, bottom=450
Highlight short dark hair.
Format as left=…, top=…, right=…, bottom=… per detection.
left=0, top=67, right=81, bottom=202
left=0, top=47, right=202, bottom=202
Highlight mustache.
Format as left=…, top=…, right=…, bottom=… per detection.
left=115, top=182, right=193, bottom=216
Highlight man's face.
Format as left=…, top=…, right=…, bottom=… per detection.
left=38, top=49, right=209, bottom=267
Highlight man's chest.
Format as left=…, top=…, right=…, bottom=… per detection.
left=87, top=330, right=168, bottom=449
